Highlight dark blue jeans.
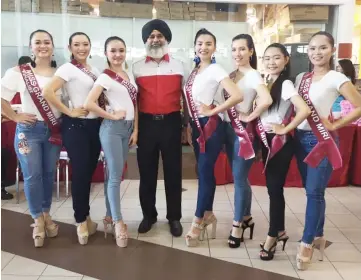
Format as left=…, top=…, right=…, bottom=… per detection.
left=224, top=122, right=254, bottom=222
left=295, top=129, right=334, bottom=244
left=191, top=117, right=225, bottom=218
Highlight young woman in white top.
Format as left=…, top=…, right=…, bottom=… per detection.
left=84, top=36, right=138, bottom=247
left=184, top=28, right=243, bottom=247
left=294, top=31, right=361, bottom=270
left=218, top=34, right=273, bottom=249
left=43, top=32, right=101, bottom=245
left=259, top=43, right=310, bottom=260
left=1, top=30, right=61, bottom=247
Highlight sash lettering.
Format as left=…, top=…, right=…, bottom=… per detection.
left=184, top=68, right=219, bottom=153
left=19, top=63, right=62, bottom=146
left=224, top=70, right=255, bottom=160
left=103, top=69, right=137, bottom=108
left=298, top=72, right=342, bottom=170
left=70, top=59, right=106, bottom=110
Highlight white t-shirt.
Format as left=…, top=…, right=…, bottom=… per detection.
left=295, top=71, right=349, bottom=130
left=261, top=80, right=298, bottom=128
left=184, top=64, right=228, bottom=118
left=217, top=69, right=264, bottom=122
left=55, top=62, right=101, bottom=119
left=92, top=71, right=137, bottom=120
left=1, top=68, right=62, bottom=121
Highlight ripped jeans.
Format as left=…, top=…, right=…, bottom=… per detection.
left=14, top=121, right=61, bottom=219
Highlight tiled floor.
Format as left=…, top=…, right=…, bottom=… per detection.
left=2, top=180, right=361, bottom=280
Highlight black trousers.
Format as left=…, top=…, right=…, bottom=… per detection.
left=137, top=112, right=182, bottom=221
left=261, top=133, right=294, bottom=237
left=1, top=148, right=10, bottom=190
left=62, top=116, right=101, bottom=223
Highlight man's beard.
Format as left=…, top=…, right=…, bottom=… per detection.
left=146, top=42, right=168, bottom=59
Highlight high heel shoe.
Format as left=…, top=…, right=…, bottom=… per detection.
left=200, top=214, right=217, bottom=241
left=32, top=216, right=45, bottom=248
left=103, top=217, right=115, bottom=239
left=260, top=238, right=278, bottom=261
left=296, top=242, right=314, bottom=271
left=228, top=224, right=243, bottom=248
left=314, top=236, right=326, bottom=261
left=185, top=220, right=204, bottom=247
left=77, top=221, right=89, bottom=245
left=114, top=223, right=128, bottom=248
left=260, top=232, right=289, bottom=251
left=86, top=216, right=98, bottom=236
left=44, top=214, right=59, bottom=238
left=241, top=217, right=255, bottom=241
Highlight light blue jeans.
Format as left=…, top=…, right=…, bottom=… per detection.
left=100, top=119, right=133, bottom=222
left=224, top=122, right=254, bottom=222
left=14, top=121, right=61, bottom=219
left=295, top=129, right=335, bottom=244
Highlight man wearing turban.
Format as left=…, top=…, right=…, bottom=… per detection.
left=133, top=19, right=187, bottom=237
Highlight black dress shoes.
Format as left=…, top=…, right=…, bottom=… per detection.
left=169, top=220, right=183, bottom=237
left=138, top=218, right=157, bottom=234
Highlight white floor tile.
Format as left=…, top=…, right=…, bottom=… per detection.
left=2, top=256, right=47, bottom=276
left=326, top=214, right=361, bottom=228
left=324, top=243, right=361, bottom=262
left=138, top=235, right=172, bottom=247
left=42, top=265, right=82, bottom=277
left=251, top=259, right=299, bottom=278
left=1, top=251, right=15, bottom=270
left=38, top=277, right=83, bottom=280
left=295, top=261, right=343, bottom=280
left=333, top=261, right=361, bottom=280
left=339, top=228, right=361, bottom=243
left=1, top=276, right=39, bottom=280
left=172, top=233, right=210, bottom=257
left=209, top=239, right=249, bottom=259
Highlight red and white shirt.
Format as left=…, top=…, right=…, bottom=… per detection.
left=132, top=54, right=186, bottom=115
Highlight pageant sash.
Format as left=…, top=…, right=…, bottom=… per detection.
left=19, top=63, right=62, bottom=146
left=184, top=67, right=219, bottom=153
left=298, top=72, right=342, bottom=170
left=269, top=105, right=294, bottom=157
left=224, top=70, right=255, bottom=160
left=70, top=59, right=106, bottom=110
left=103, top=69, right=137, bottom=107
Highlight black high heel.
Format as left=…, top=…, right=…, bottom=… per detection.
left=260, top=232, right=289, bottom=251
left=241, top=217, right=255, bottom=241
left=260, top=239, right=278, bottom=261
left=228, top=224, right=243, bottom=249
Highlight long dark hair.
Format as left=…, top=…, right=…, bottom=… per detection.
left=29, top=29, right=57, bottom=68
left=232, top=34, right=257, bottom=69
left=309, top=31, right=335, bottom=69
left=68, top=32, right=91, bottom=60
left=338, top=59, right=356, bottom=85
left=104, top=36, right=126, bottom=67
left=264, top=43, right=291, bottom=111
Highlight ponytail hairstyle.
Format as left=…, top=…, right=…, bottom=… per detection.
left=104, top=36, right=127, bottom=68
left=68, top=32, right=91, bottom=60
left=309, top=31, right=335, bottom=70
left=193, top=28, right=217, bottom=68
left=29, top=29, right=57, bottom=68
left=264, top=43, right=291, bottom=111
left=232, top=34, right=257, bottom=69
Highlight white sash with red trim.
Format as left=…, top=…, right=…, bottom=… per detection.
left=19, top=63, right=62, bottom=146
left=298, top=72, right=342, bottom=170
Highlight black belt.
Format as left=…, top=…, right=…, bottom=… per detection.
left=139, top=111, right=179, bottom=121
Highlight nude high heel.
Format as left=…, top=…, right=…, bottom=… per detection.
left=314, top=236, right=327, bottom=261
left=114, top=222, right=128, bottom=248
left=296, top=242, right=314, bottom=270
left=32, top=215, right=45, bottom=248
left=44, top=214, right=59, bottom=238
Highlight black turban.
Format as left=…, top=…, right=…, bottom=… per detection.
left=142, top=19, right=172, bottom=44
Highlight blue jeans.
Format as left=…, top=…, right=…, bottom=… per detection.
left=14, top=121, right=61, bottom=219
left=191, top=117, right=225, bottom=218
left=295, top=129, right=334, bottom=244
left=224, top=122, right=254, bottom=222
left=100, top=119, right=133, bottom=222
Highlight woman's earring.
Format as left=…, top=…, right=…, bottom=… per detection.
left=211, top=54, right=216, bottom=64
left=193, top=54, right=201, bottom=66
left=89, top=54, right=92, bottom=59
left=30, top=53, right=36, bottom=68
